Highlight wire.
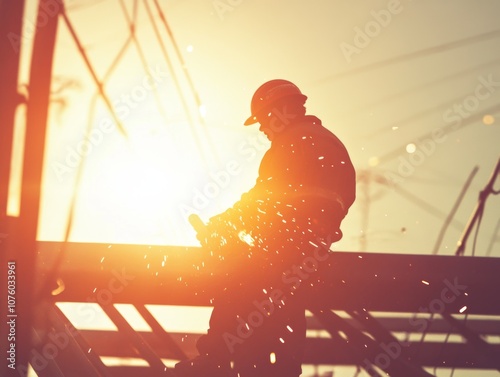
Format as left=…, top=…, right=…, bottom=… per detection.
left=432, top=166, right=478, bottom=254
left=455, top=157, right=500, bottom=256
left=143, top=0, right=193, bottom=122
left=152, top=0, right=220, bottom=165
left=143, top=0, right=209, bottom=168
left=60, top=6, right=128, bottom=137
left=471, top=199, right=484, bottom=257
left=66, top=0, right=108, bottom=11
left=341, top=57, right=500, bottom=123
left=363, top=87, right=499, bottom=140
left=392, top=184, right=464, bottom=231
left=152, top=0, right=204, bottom=124
left=376, top=103, right=500, bottom=165
left=119, top=0, right=170, bottom=126
left=311, top=28, right=500, bottom=86
left=485, top=218, right=500, bottom=256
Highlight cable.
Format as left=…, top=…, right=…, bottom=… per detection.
left=363, top=88, right=499, bottom=140
left=60, top=6, right=128, bottom=137
left=342, top=57, right=500, bottom=123
left=119, top=0, right=170, bottom=126
left=455, top=157, right=500, bottom=256
left=152, top=0, right=204, bottom=124
left=143, top=0, right=194, bottom=124
left=376, top=103, right=500, bottom=165
left=143, top=0, right=209, bottom=168
left=392, top=184, right=464, bottom=231
left=485, top=218, right=500, bottom=256
left=152, top=0, right=220, bottom=165
left=432, top=167, right=478, bottom=254
left=471, top=200, right=484, bottom=257
left=311, top=28, right=500, bottom=86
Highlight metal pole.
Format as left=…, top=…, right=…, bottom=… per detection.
left=0, top=0, right=26, bottom=216
left=0, top=1, right=27, bottom=376
left=15, top=0, right=61, bottom=375
left=455, top=157, right=500, bottom=256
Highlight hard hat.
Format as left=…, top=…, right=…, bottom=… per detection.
left=244, top=79, right=307, bottom=126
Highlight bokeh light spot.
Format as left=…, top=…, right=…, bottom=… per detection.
left=406, top=143, right=417, bottom=153
left=483, top=114, right=495, bottom=125
left=368, top=156, right=380, bottom=167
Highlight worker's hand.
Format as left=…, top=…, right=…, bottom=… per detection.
left=194, top=227, right=208, bottom=245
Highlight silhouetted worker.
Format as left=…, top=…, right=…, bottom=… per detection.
left=175, top=79, right=356, bottom=377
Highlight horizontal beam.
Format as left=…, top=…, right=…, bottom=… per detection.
left=77, top=330, right=500, bottom=369
left=36, top=242, right=500, bottom=314
left=306, top=316, right=500, bottom=334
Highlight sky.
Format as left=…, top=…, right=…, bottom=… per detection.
left=7, top=0, right=500, bottom=376
left=11, top=0, right=499, bottom=256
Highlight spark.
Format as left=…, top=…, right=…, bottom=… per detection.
left=421, top=280, right=430, bottom=285
left=459, top=306, right=467, bottom=313
left=270, top=352, right=276, bottom=364
left=238, top=231, right=255, bottom=246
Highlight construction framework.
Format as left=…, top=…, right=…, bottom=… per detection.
left=29, top=242, right=500, bottom=376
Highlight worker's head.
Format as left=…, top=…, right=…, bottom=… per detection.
left=244, top=79, right=307, bottom=140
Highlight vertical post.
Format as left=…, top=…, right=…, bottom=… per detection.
left=14, top=0, right=61, bottom=376
left=0, top=0, right=26, bottom=216
left=0, top=1, right=26, bottom=376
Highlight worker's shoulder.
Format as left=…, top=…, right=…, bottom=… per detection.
left=288, top=116, right=346, bottom=148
